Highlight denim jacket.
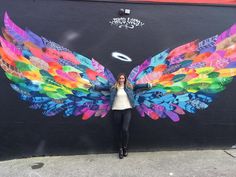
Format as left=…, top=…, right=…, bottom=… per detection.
left=94, top=83, right=151, bottom=108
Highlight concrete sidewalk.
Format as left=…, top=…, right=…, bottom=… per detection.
left=1, top=149, right=236, bottom=177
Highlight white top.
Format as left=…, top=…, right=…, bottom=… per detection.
left=112, top=86, right=132, bottom=110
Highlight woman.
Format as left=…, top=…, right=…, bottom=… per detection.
left=94, top=73, right=151, bottom=159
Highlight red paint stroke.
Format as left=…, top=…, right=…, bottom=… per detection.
left=128, top=0, right=236, bottom=5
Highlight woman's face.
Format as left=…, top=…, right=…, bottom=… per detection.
left=118, top=75, right=126, bottom=85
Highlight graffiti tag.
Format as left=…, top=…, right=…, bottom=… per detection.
left=109, top=17, right=144, bottom=29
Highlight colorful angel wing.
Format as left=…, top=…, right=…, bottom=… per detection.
left=129, top=23, right=236, bottom=122
left=0, top=12, right=116, bottom=120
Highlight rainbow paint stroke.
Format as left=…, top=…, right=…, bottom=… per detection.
left=1, top=12, right=236, bottom=122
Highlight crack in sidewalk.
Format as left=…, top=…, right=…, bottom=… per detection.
left=223, top=150, right=236, bottom=158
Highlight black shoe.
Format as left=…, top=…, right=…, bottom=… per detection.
left=119, top=148, right=123, bottom=159
left=123, top=147, right=128, bottom=157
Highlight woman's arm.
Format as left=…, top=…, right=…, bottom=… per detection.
left=93, top=85, right=110, bottom=91
left=133, top=83, right=152, bottom=91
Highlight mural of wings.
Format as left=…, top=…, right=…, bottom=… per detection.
left=129, top=23, right=236, bottom=121
left=0, top=12, right=116, bottom=120
left=1, top=12, right=236, bottom=122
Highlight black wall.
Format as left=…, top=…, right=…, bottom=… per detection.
left=0, top=0, right=236, bottom=160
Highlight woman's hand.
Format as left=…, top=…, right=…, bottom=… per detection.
left=148, top=83, right=152, bottom=89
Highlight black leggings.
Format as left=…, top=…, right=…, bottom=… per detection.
left=112, top=109, right=132, bottom=149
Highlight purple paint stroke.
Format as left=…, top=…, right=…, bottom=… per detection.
left=165, top=111, right=180, bottom=122
left=216, top=24, right=236, bottom=44
left=25, top=28, right=45, bottom=48
left=136, top=105, right=145, bottom=117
